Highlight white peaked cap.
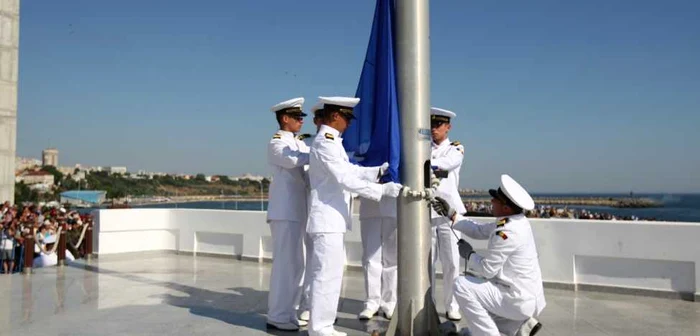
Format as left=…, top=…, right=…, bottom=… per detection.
left=270, top=97, right=305, bottom=113
left=310, top=102, right=324, bottom=115
left=44, top=235, right=57, bottom=244
left=318, top=96, right=360, bottom=108
left=498, top=174, right=535, bottom=211
left=430, top=107, right=456, bottom=118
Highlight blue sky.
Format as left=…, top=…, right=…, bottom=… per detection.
left=16, top=0, right=700, bottom=193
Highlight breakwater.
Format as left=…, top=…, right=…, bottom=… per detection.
left=461, top=196, right=661, bottom=208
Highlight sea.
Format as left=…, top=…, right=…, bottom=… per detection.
left=114, top=193, right=700, bottom=223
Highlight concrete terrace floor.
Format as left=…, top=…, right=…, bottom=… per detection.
left=0, top=254, right=698, bottom=336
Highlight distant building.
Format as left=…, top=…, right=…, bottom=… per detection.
left=60, top=190, right=106, bottom=206
left=16, top=170, right=54, bottom=186
left=58, top=166, right=75, bottom=176
left=106, top=166, right=127, bottom=174
left=238, top=173, right=265, bottom=181
left=42, top=148, right=59, bottom=167
left=71, top=171, right=86, bottom=181
left=15, top=157, right=41, bottom=172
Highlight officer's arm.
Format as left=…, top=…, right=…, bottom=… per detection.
left=452, top=214, right=494, bottom=240
left=432, top=145, right=464, bottom=172
left=466, top=229, right=517, bottom=279
left=267, top=140, right=310, bottom=169
left=316, top=141, right=383, bottom=201
left=351, top=165, right=382, bottom=182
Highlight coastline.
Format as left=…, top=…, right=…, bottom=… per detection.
left=120, top=194, right=661, bottom=209
left=124, top=195, right=266, bottom=206
left=461, top=196, right=661, bottom=208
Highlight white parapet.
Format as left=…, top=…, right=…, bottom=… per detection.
left=92, top=208, right=700, bottom=299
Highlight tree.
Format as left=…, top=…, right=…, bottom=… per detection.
left=195, top=174, right=207, bottom=182
left=14, top=182, right=39, bottom=203
left=42, top=165, right=64, bottom=185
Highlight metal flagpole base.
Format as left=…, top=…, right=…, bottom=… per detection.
left=384, top=298, right=441, bottom=336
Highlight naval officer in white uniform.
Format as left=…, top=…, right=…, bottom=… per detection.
left=266, top=97, right=312, bottom=331
left=430, top=174, right=546, bottom=336
left=429, top=107, right=467, bottom=320
left=307, top=96, right=403, bottom=336
left=357, top=195, right=397, bottom=320
left=296, top=102, right=324, bottom=323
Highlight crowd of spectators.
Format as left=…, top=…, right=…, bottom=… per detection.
left=1, top=200, right=92, bottom=274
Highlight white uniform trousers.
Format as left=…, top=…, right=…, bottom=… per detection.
left=308, top=233, right=345, bottom=336
left=268, top=220, right=305, bottom=324
left=430, top=217, right=461, bottom=313
left=360, top=217, right=397, bottom=313
left=297, top=231, right=313, bottom=312
left=454, top=276, right=535, bottom=336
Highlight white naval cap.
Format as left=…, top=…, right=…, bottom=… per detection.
left=44, top=235, right=57, bottom=244
left=430, top=107, right=456, bottom=123
left=317, top=96, right=360, bottom=119
left=270, top=97, right=307, bottom=116
left=310, top=102, right=324, bottom=116
left=489, top=174, right=535, bottom=211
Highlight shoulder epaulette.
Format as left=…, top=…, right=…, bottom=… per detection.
left=297, top=133, right=312, bottom=140
left=495, top=231, right=508, bottom=240
left=496, top=218, right=509, bottom=227
left=272, top=133, right=281, bottom=140
left=450, top=141, right=461, bottom=146
left=324, top=133, right=335, bottom=140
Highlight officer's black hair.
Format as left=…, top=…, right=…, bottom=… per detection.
left=509, top=204, right=524, bottom=215
left=275, top=111, right=286, bottom=127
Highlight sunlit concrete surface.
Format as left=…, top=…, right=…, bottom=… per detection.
left=0, top=254, right=698, bottom=336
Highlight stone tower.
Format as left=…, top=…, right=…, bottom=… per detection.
left=0, top=0, right=18, bottom=203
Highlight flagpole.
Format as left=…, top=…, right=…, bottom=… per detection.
left=392, top=0, right=439, bottom=334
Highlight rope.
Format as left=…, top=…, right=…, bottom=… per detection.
left=73, top=223, right=89, bottom=248
left=425, top=170, right=461, bottom=241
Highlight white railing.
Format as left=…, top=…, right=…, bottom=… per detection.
left=92, top=208, right=700, bottom=300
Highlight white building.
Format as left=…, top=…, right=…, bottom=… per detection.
left=15, top=157, right=41, bottom=172
left=71, top=171, right=86, bottom=181
left=16, top=170, right=54, bottom=186
left=106, top=166, right=127, bottom=174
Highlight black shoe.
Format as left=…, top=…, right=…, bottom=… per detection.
left=530, top=322, right=543, bottom=336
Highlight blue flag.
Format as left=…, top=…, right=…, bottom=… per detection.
left=343, top=0, right=401, bottom=183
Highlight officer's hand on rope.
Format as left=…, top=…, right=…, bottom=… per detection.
left=381, top=182, right=403, bottom=198
left=430, top=196, right=456, bottom=219
left=457, top=239, right=474, bottom=260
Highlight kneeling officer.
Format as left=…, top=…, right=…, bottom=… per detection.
left=430, top=174, right=545, bottom=336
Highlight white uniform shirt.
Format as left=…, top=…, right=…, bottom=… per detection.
left=430, top=137, right=467, bottom=219
left=454, top=214, right=546, bottom=315
left=267, top=130, right=310, bottom=223
left=307, top=125, right=384, bottom=233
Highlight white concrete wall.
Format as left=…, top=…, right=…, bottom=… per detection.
left=92, top=209, right=700, bottom=297
left=0, top=0, right=19, bottom=203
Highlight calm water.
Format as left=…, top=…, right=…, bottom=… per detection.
left=531, top=193, right=700, bottom=222
left=128, top=193, right=700, bottom=223
left=80, top=193, right=699, bottom=223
